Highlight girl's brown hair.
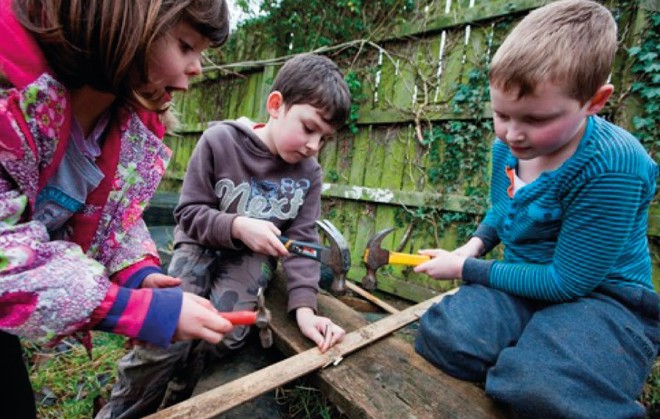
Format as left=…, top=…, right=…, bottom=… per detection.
left=13, top=0, right=229, bottom=110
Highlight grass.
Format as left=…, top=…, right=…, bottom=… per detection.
left=276, top=379, right=347, bottom=419
left=23, top=333, right=660, bottom=418
left=24, top=333, right=126, bottom=418
left=24, top=333, right=346, bottom=419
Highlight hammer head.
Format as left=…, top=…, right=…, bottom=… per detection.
left=315, top=219, right=351, bottom=296
left=255, top=288, right=272, bottom=348
left=361, top=227, right=395, bottom=290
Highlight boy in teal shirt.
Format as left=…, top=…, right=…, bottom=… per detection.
left=414, top=1, right=659, bottom=417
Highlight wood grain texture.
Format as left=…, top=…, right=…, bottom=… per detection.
left=147, top=275, right=504, bottom=419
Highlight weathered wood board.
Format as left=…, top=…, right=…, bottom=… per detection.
left=265, top=274, right=504, bottom=419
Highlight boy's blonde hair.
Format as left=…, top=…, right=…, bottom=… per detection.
left=489, top=0, right=617, bottom=104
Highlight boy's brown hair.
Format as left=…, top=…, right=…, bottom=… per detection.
left=14, top=0, right=230, bottom=111
left=271, top=54, right=351, bottom=130
left=489, top=0, right=617, bottom=104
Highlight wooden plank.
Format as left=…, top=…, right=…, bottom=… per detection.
left=347, top=265, right=447, bottom=303
left=237, top=74, right=258, bottom=118
left=335, top=130, right=354, bottom=186
left=329, top=179, right=660, bottom=235
left=379, top=126, right=408, bottom=191
left=363, top=126, right=387, bottom=188
left=649, top=205, right=660, bottom=237
left=354, top=205, right=374, bottom=276
left=320, top=183, right=487, bottom=212
left=348, top=127, right=369, bottom=186
left=169, top=101, right=494, bottom=140
left=355, top=105, right=494, bottom=125
left=377, top=0, right=544, bottom=42
left=345, top=281, right=399, bottom=314
left=267, top=275, right=503, bottom=419
left=147, top=274, right=503, bottom=419
left=246, top=71, right=263, bottom=120
left=345, top=200, right=366, bottom=274
left=319, top=138, right=339, bottom=184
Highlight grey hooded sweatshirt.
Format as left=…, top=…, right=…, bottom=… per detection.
left=173, top=120, right=322, bottom=312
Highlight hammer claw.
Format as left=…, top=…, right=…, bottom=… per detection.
left=315, top=220, right=352, bottom=296
left=317, top=219, right=350, bottom=249
left=279, top=221, right=352, bottom=296
left=254, top=287, right=273, bottom=348
left=259, top=327, right=273, bottom=348
left=362, top=227, right=429, bottom=291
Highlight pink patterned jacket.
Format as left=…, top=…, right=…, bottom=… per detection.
left=0, top=0, right=181, bottom=347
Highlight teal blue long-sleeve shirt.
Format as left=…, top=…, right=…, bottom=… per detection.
left=464, top=116, right=658, bottom=301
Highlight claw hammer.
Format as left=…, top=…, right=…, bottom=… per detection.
left=361, top=227, right=430, bottom=290
left=278, top=219, right=351, bottom=296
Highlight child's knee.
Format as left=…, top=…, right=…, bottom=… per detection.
left=486, top=353, right=603, bottom=418
left=415, top=305, right=490, bottom=382
left=121, top=342, right=190, bottom=371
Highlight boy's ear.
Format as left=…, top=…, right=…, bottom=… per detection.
left=266, top=91, right=284, bottom=118
left=585, top=84, right=613, bottom=115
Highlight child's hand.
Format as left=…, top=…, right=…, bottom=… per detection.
left=413, top=249, right=466, bottom=280
left=296, top=307, right=345, bottom=353
left=173, top=292, right=234, bottom=344
left=231, top=216, right=289, bottom=257
left=452, top=237, right=485, bottom=258
left=142, top=273, right=182, bottom=288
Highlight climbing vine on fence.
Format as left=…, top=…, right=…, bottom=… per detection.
left=344, top=71, right=366, bottom=134
left=627, top=9, right=659, bottom=161
left=423, top=67, right=492, bottom=194
left=234, top=0, right=415, bottom=53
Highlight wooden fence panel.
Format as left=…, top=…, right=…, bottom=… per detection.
left=159, top=0, right=660, bottom=300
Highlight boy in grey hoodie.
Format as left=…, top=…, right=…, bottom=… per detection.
left=99, top=53, right=351, bottom=418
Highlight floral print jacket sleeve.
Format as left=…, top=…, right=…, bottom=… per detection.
left=0, top=74, right=181, bottom=348
left=0, top=2, right=181, bottom=347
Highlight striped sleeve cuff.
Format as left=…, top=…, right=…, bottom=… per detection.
left=94, top=287, right=182, bottom=348
left=123, top=266, right=163, bottom=289
left=111, top=256, right=161, bottom=287
left=462, top=258, right=495, bottom=286
left=137, top=287, right=182, bottom=347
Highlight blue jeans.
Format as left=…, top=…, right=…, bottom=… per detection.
left=415, top=283, right=659, bottom=419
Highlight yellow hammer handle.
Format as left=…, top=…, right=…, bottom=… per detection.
left=388, top=251, right=431, bottom=266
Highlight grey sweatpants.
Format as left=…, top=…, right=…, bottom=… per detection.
left=415, top=283, right=660, bottom=419
left=96, top=244, right=275, bottom=419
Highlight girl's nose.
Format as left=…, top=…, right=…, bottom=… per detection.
left=186, top=57, right=202, bottom=77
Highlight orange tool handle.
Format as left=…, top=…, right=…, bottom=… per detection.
left=388, top=251, right=431, bottom=266
left=219, top=311, right=258, bottom=325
